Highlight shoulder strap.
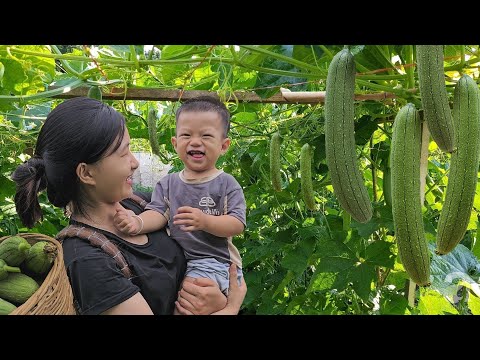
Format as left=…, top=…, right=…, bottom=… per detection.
left=56, top=195, right=148, bottom=279
left=128, top=193, right=149, bottom=209
left=56, top=225, right=133, bottom=279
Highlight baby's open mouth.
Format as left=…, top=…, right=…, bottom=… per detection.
left=187, top=150, right=205, bottom=158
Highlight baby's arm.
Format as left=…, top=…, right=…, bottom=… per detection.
left=114, top=204, right=167, bottom=235
left=173, top=206, right=244, bottom=237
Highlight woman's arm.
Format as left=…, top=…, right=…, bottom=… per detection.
left=175, top=264, right=247, bottom=315
left=101, top=292, right=154, bottom=315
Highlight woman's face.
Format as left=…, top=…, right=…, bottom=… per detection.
left=88, top=128, right=139, bottom=204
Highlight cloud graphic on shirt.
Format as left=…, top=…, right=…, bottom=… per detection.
left=199, top=197, right=216, bottom=207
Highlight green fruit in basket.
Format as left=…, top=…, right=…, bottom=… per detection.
left=24, top=241, right=57, bottom=275
left=0, top=259, right=21, bottom=281
left=0, top=273, right=39, bottom=304
left=0, top=236, right=31, bottom=266
left=0, top=297, right=17, bottom=315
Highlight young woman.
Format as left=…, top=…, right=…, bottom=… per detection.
left=11, top=97, right=246, bottom=315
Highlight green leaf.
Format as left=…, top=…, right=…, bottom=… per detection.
left=429, top=242, right=480, bottom=302
left=281, top=232, right=317, bottom=275
left=242, top=268, right=267, bottom=307
left=378, top=290, right=409, bottom=315
left=292, top=45, right=323, bottom=67
left=417, top=289, right=459, bottom=315
left=1, top=58, right=27, bottom=95
left=351, top=220, right=378, bottom=238
left=364, top=240, right=395, bottom=268
left=354, top=115, right=377, bottom=145
left=254, top=45, right=308, bottom=99
left=355, top=45, right=395, bottom=73
left=0, top=174, right=16, bottom=200
left=241, top=229, right=292, bottom=267
left=444, top=45, right=464, bottom=62
left=232, top=112, right=257, bottom=123
left=308, top=230, right=395, bottom=300
left=351, top=203, right=395, bottom=237
left=238, top=45, right=276, bottom=67
left=312, top=134, right=326, bottom=166
left=467, top=293, right=480, bottom=315
left=161, top=45, right=193, bottom=59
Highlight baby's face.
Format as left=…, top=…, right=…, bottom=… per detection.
left=172, top=111, right=230, bottom=177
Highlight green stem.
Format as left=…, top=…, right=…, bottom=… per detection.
left=240, top=45, right=324, bottom=74
left=424, top=168, right=448, bottom=199
left=445, top=56, right=480, bottom=71
left=351, top=290, right=362, bottom=314
left=310, top=45, right=320, bottom=68
left=10, top=46, right=323, bottom=80
left=405, top=45, right=415, bottom=90
left=361, top=151, right=382, bottom=170
left=459, top=46, right=466, bottom=75
left=357, top=74, right=406, bottom=80
left=376, top=124, right=392, bottom=139
left=0, top=79, right=84, bottom=102
left=354, top=61, right=373, bottom=74
left=319, top=45, right=334, bottom=59
left=356, top=79, right=407, bottom=96
left=85, top=79, right=125, bottom=86
left=8, top=46, right=223, bottom=66
left=233, top=57, right=324, bottom=80
left=51, top=45, right=84, bottom=79
left=460, top=47, right=465, bottom=67
left=4, top=265, right=20, bottom=273
left=130, top=45, right=140, bottom=71
left=370, top=137, right=378, bottom=202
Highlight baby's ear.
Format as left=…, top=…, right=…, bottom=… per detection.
left=221, top=138, right=231, bottom=153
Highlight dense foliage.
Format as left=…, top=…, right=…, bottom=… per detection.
left=1, top=45, right=480, bottom=314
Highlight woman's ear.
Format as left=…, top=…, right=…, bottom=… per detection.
left=76, top=163, right=96, bottom=185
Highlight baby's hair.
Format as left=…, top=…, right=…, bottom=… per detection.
left=175, top=96, right=230, bottom=137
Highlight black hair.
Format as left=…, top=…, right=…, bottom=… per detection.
left=175, top=96, right=230, bottom=137
left=11, top=97, right=126, bottom=228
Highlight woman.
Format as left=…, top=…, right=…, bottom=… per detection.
left=11, top=97, right=246, bottom=315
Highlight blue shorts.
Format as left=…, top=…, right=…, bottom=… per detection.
left=185, top=258, right=243, bottom=296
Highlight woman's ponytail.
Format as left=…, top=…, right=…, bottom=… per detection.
left=11, top=157, right=47, bottom=228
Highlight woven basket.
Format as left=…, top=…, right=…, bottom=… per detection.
left=0, top=233, right=76, bottom=315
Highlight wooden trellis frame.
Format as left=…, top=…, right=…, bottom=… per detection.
left=52, top=86, right=398, bottom=104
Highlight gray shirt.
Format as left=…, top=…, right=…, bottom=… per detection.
left=145, top=170, right=246, bottom=268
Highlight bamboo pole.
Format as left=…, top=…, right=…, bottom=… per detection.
left=49, top=86, right=398, bottom=104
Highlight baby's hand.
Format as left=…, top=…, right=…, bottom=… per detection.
left=173, top=206, right=206, bottom=232
left=114, top=204, right=140, bottom=235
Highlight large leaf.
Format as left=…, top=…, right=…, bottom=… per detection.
left=468, top=293, right=480, bottom=315
left=308, top=231, right=395, bottom=300
left=355, top=45, right=395, bottom=73
left=281, top=226, right=321, bottom=275
left=254, top=45, right=308, bottom=99
left=292, top=45, right=324, bottom=68
left=417, top=289, right=459, bottom=315
left=429, top=242, right=480, bottom=302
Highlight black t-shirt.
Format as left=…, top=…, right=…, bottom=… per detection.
left=61, top=193, right=187, bottom=315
